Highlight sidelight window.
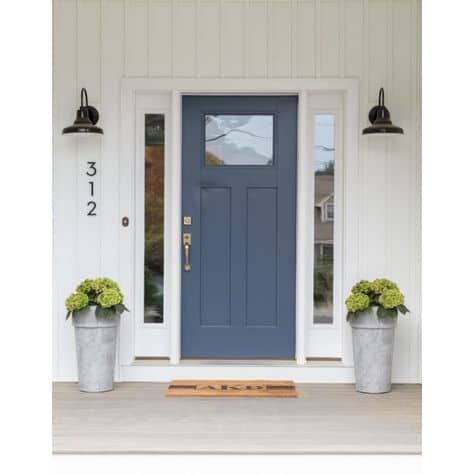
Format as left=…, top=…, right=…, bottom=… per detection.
left=144, top=114, right=165, bottom=324
left=313, top=114, right=335, bottom=325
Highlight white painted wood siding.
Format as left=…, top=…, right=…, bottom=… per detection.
left=53, top=0, right=421, bottom=382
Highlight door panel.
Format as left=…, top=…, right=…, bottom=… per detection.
left=246, top=187, right=278, bottom=327
left=181, top=95, right=297, bottom=358
left=200, top=187, right=231, bottom=327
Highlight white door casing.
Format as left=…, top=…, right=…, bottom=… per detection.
left=119, top=78, right=359, bottom=378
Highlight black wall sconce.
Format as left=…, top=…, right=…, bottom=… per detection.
left=362, top=88, right=403, bottom=135
left=62, top=88, right=103, bottom=135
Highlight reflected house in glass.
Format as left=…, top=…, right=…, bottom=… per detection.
left=314, top=173, right=334, bottom=324
left=313, top=115, right=335, bottom=325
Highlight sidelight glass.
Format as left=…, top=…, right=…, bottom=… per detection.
left=205, top=114, right=273, bottom=166
left=144, top=114, right=165, bottom=323
left=313, top=114, right=335, bottom=324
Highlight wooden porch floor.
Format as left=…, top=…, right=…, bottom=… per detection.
left=52, top=382, right=421, bottom=454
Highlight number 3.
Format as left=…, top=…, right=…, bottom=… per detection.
left=86, top=161, right=97, bottom=176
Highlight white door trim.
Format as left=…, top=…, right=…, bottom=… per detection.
left=306, top=93, right=345, bottom=358
left=119, top=78, right=359, bottom=379
left=133, top=95, right=171, bottom=357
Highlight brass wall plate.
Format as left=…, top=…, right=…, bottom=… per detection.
left=183, top=216, right=192, bottom=225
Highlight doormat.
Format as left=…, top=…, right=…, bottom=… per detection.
left=165, top=380, right=297, bottom=397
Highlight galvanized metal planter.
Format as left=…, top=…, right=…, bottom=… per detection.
left=72, top=307, right=120, bottom=392
left=350, top=307, right=397, bottom=394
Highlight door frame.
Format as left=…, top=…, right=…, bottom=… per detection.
left=119, top=78, right=359, bottom=374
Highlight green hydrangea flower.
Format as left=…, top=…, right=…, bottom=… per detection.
left=92, top=278, right=120, bottom=293
left=351, top=280, right=371, bottom=295
left=65, top=292, right=89, bottom=312
left=96, top=288, right=122, bottom=308
left=370, top=278, right=398, bottom=295
left=345, top=292, right=370, bottom=313
left=379, top=288, right=404, bottom=309
left=76, top=278, right=95, bottom=295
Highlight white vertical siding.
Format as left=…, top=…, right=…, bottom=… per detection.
left=53, top=0, right=421, bottom=382
left=359, top=0, right=389, bottom=280
left=221, top=0, right=245, bottom=77
left=389, top=0, right=420, bottom=379
left=149, top=0, right=173, bottom=77
left=100, top=0, right=123, bottom=279
left=343, top=0, right=363, bottom=77
left=76, top=0, right=102, bottom=280
left=268, top=0, right=292, bottom=78
left=53, top=0, right=78, bottom=379
left=172, top=0, right=197, bottom=77
left=319, top=0, right=341, bottom=77
left=197, top=0, right=220, bottom=78
left=245, top=0, right=267, bottom=77
left=292, top=0, right=316, bottom=78
left=125, top=0, right=148, bottom=77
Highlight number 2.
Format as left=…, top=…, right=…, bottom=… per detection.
left=87, top=201, right=97, bottom=216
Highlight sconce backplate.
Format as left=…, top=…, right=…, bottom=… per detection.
left=368, top=105, right=390, bottom=124
left=85, top=105, right=100, bottom=125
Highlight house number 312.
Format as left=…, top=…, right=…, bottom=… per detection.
left=86, top=161, right=97, bottom=216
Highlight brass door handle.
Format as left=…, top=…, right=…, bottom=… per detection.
left=183, top=233, right=192, bottom=271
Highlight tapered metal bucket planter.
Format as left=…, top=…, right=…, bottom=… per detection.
left=72, top=308, right=120, bottom=392
left=350, top=308, right=397, bottom=394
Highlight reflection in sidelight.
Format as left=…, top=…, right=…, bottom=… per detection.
left=313, top=114, right=335, bottom=324
left=144, top=114, right=165, bottom=323
left=205, top=115, right=273, bottom=165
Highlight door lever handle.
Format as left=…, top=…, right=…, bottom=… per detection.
left=183, top=233, right=192, bottom=271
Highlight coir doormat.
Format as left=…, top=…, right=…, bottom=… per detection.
left=165, top=380, right=297, bottom=397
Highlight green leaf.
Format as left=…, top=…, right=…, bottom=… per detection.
left=388, top=308, right=398, bottom=319
left=114, top=303, right=125, bottom=314
left=66, top=311, right=71, bottom=320
left=398, top=304, right=410, bottom=315
left=377, top=306, right=398, bottom=319
left=95, top=306, right=116, bottom=319
left=376, top=306, right=386, bottom=318
left=113, top=303, right=130, bottom=316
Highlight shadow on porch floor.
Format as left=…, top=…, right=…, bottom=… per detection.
left=52, top=382, right=421, bottom=454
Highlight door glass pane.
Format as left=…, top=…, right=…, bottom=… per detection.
left=205, top=114, right=273, bottom=165
left=144, top=114, right=165, bottom=323
left=313, top=114, right=335, bottom=324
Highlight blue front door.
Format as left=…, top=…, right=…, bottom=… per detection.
left=181, top=95, right=297, bottom=358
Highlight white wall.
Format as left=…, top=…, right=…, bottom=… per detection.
left=53, top=0, right=421, bottom=381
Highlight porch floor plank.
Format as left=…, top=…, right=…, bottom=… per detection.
left=53, top=382, right=421, bottom=454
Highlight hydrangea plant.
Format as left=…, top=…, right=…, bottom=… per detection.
left=345, top=278, right=409, bottom=321
left=65, top=278, right=129, bottom=319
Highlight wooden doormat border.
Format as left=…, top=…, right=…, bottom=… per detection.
left=165, top=380, right=297, bottom=398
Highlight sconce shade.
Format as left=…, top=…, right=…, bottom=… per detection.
left=62, top=88, right=103, bottom=135
left=362, top=88, right=403, bottom=135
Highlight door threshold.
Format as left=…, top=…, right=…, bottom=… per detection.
left=133, top=357, right=342, bottom=367
left=180, top=359, right=297, bottom=366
